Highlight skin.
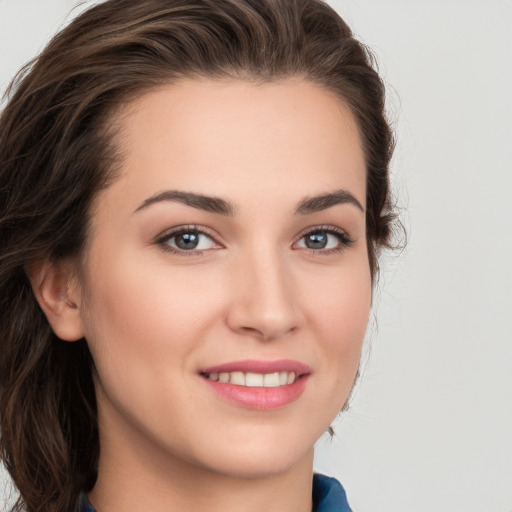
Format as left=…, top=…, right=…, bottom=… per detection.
left=37, top=78, right=371, bottom=512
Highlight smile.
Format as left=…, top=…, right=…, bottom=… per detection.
left=199, top=360, right=310, bottom=409
left=204, top=371, right=297, bottom=387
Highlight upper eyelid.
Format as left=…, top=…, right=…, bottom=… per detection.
left=155, top=224, right=220, bottom=243
left=154, top=224, right=354, bottom=249
left=294, top=224, right=352, bottom=240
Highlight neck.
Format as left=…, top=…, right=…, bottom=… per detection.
left=89, top=450, right=314, bottom=512
left=88, top=405, right=315, bottom=512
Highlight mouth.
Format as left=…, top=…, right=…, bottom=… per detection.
left=202, top=370, right=298, bottom=387
left=199, top=360, right=310, bottom=409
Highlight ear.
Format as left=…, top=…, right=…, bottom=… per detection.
left=28, top=260, right=85, bottom=342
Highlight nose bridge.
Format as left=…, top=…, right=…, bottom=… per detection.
left=227, top=244, right=301, bottom=340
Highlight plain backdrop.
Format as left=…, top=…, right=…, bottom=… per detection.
left=1, top=1, right=511, bottom=511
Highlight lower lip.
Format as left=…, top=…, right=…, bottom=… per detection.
left=202, top=376, right=309, bottom=410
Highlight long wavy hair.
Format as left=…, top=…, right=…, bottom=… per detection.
left=0, top=1, right=395, bottom=511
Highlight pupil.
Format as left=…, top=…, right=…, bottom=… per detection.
left=306, top=232, right=327, bottom=249
left=176, top=232, right=199, bottom=250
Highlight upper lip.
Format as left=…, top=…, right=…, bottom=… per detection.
left=200, top=359, right=311, bottom=376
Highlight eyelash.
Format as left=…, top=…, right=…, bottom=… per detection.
left=155, top=224, right=354, bottom=256
left=155, top=225, right=219, bottom=256
left=294, top=225, right=355, bottom=255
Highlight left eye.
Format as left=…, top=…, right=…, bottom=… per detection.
left=160, top=230, right=217, bottom=252
left=295, top=230, right=348, bottom=251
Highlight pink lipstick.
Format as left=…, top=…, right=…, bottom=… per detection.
left=200, top=359, right=310, bottom=410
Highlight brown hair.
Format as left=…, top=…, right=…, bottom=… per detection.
left=0, top=1, right=395, bottom=511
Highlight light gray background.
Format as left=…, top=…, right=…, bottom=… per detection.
left=1, top=1, right=511, bottom=511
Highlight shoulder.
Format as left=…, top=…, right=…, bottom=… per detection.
left=77, top=476, right=351, bottom=512
left=313, top=473, right=353, bottom=512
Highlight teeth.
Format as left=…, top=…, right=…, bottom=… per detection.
left=230, top=371, right=245, bottom=386
left=246, top=372, right=263, bottom=387
left=263, top=372, right=280, bottom=387
left=205, top=371, right=298, bottom=387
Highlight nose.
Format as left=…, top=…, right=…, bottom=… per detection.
left=225, top=250, right=303, bottom=341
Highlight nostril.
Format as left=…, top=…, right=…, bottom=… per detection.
left=238, top=324, right=297, bottom=341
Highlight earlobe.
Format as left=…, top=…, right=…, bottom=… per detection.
left=28, top=260, right=85, bottom=342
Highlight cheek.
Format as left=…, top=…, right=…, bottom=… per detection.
left=304, top=260, right=372, bottom=408
left=78, top=248, right=222, bottom=392
left=77, top=250, right=229, bottom=443
left=82, top=248, right=216, bottom=339
left=306, top=255, right=372, bottom=342
left=324, top=294, right=370, bottom=377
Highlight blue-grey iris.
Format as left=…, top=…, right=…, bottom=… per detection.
left=305, top=232, right=328, bottom=249
left=176, top=232, right=200, bottom=250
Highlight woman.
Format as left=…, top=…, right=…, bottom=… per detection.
left=0, top=1, right=395, bottom=511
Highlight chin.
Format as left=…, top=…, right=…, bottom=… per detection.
left=183, top=425, right=319, bottom=480
left=203, top=445, right=314, bottom=480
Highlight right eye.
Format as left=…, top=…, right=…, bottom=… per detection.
left=157, top=227, right=219, bottom=254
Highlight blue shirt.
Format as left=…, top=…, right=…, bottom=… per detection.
left=313, top=474, right=352, bottom=512
left=79, top=473, right=352, bottom=512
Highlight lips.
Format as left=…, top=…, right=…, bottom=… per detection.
left=201, top=359, right=310, bottom=375
left=199, top=359, right=310, bottom=410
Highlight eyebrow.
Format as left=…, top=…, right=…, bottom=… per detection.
left=134, top=190, right=237, bottom=216
left=133, top=188, right=364, bottom=216
left=294, top=189, right=364, bottom=214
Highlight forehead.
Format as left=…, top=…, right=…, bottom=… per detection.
left=104, top=78, right=366, bottom=212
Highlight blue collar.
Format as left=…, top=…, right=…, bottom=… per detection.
left=313, top=474, right=352, bottom=512
left=79, top=473, right=351, bottom=512
left=78, top=493, right=95, bottom=512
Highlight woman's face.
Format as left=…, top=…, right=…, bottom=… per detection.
left=76, top=78, right=370, bottom=479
